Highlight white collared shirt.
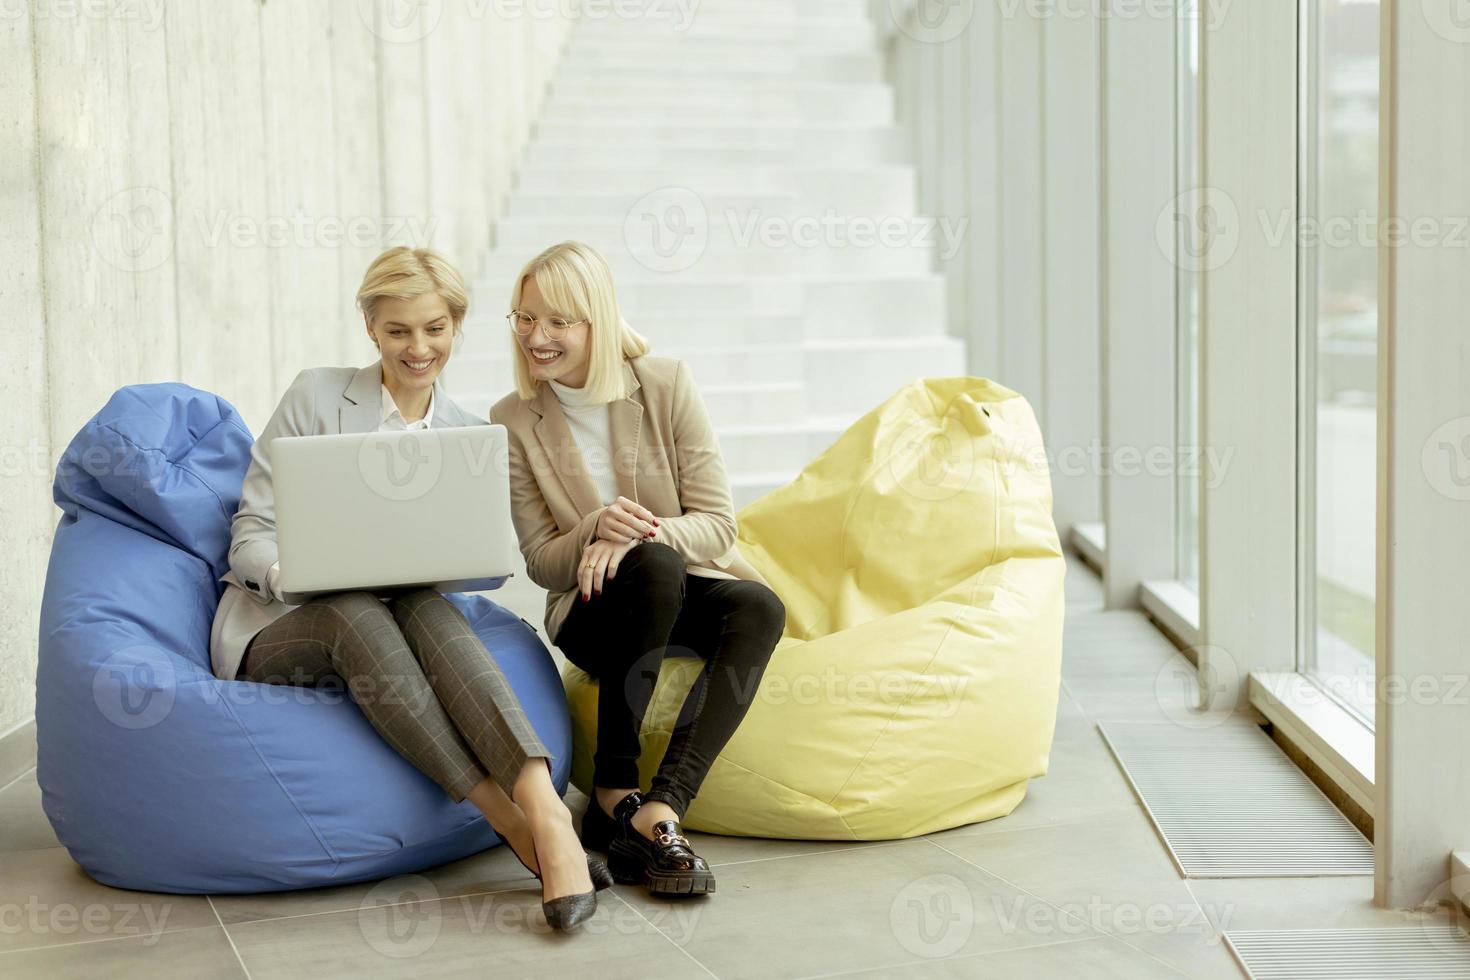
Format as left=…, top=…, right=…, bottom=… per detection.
left=379, top=383, right=435, bottom=431
left=264, top=382, right=437, bottom=599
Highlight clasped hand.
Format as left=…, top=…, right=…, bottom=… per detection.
left=577, top=495, right=660, bottom=600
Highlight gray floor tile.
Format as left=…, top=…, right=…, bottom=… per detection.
left=1185, top=875, right=1459, bottom=933
left=816, top=934, right=1189, bottom=979
left=225, top=882, right=698, bottom=980
left=0, top=847, right=219, bottom=954
left=613, top=839, right=1107, bottom=980
left=0, top=924, right=247, bottom=980
left=0, top=769, right=60, bottom=854
left=210, top=840, right=534, bottom=926
left=934, top=811, right=1244, bottom=979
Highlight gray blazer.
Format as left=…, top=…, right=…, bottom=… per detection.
left=208, top=362, right=488, bottom=681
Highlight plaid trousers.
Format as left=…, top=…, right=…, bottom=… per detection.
left=238, top=588, right=548, bottom=803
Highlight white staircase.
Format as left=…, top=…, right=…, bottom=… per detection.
left=446, top=0, right=965, bottom=511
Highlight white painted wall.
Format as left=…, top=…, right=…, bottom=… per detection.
left=1374, top=0, right=1470, bottom=911
left=0, top=0, right=574, bottom=736
left=878, top=0, right=1103, bottom=539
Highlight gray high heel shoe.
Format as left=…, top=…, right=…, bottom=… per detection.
left=530, top=838, right=598, bottom=931
left=489, top=821, right=614, bottom=891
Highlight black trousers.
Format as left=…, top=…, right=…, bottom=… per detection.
left=553, top=541, right=785, bottom=820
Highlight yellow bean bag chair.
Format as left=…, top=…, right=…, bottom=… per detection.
left=562, top=376, right=1066, bottom=840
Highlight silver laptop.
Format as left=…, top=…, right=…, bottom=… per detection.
left=273, top=426, right=517, bottom=603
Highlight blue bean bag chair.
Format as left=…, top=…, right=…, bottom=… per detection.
left=36, top=383, right=571, bottom=894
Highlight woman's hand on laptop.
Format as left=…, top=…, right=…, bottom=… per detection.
left=266, top=561, right=285, bottom=603
left=579, top=537, right=640, bottom=601
left=596, top=496, right=659, bottom=544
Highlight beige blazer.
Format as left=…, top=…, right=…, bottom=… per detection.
left=490, top=354, right=767, bottom=646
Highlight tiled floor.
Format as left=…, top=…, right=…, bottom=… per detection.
left=0, top=553, right=1454, bottom=978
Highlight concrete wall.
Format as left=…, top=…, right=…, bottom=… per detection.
left=0, top=0, right=574, bottom=736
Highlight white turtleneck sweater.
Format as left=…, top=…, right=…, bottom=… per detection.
left=547, top=377, right=620, bottom=506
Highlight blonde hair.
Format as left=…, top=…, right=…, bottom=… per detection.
left=508, top=241, right=651, bottom=403
left=356, top=246, right=469, bottom=334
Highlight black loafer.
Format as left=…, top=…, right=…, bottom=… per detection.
left=608, top=816, right=716, bottom=895
left=581, top=790, right=643, bottom=853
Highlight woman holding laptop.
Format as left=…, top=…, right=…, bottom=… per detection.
left=210, top=246, right=605, bottom=931
left=489, top=241, right=786, bottom=897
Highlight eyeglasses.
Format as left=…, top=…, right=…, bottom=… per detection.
left=507, top=310, right=587, bottom=340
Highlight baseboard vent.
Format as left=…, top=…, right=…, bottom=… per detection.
left=1098, top=718, right=1374, bottom=876
left=1226, top=927, right=1470, bottom=979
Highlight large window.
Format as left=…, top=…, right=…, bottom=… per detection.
left=1297, top=0, right=1379, bottom=725
left=1175, top=4, right=1201, bottom=592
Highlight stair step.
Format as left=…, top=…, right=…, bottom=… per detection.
left=443, top=337, right=965, bottom=418
left=522, top=138, right=911, bottom=170
left=553, top=55, right=882, bottom=85
left=547, top=79, right=892, bottom=104
left=513, top=165, right=916, bottom=203
left=529, top=121, right=903, bottom=155
left=538, top=98, right=892, bottom=127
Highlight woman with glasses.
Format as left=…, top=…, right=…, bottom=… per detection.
left=490, top=241, right=786, bottom=896
left=211, top=246, right=607, bottom=931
